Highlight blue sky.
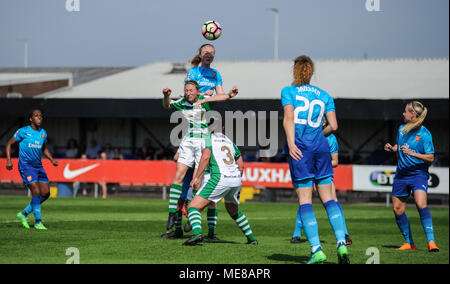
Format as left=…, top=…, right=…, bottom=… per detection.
left=0, top=0, right=448, bottom=66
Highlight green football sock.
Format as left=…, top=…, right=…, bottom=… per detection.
left=232, top=211, right=256, bottom=242
left=188, top=207, right=202, bottom=236
left=168, top=184, right=182, bottom=213
left=207, top=208, right=218, bottom=236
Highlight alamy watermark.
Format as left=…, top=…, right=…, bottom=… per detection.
left=66, top=247, right=80, bottom=264
left=365, top=0, right=381, bottom=12
left=170, top=110, right=279, bottom=158
left=66, top=0, right=80, bottom=12
left=365, top=247, right=380, bottom=264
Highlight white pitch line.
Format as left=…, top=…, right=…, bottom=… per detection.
left=0, top=216, right=392, bottom=224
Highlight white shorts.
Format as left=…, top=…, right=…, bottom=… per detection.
left=177, top=137, right=204, bottom=168
left=197, top=175, right=242, bottom=205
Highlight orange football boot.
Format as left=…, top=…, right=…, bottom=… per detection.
left=181, top=201, right=189, bottom=218
left=428, top=241, right=440, bottom=252
left=396, top=243, right=417, bottom=250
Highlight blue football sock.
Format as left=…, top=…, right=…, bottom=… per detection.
left=336, top=201, right=349, bottom=235
left=23, top=203, right=33, bottom=217
left=31, top=196, right=42, bottom=224
left=292, top=205, right=302, bottom=238
left=323, top=200, right=346, bottom=244
left=23, top=193, right=50, bottom=217
left=299, top=204, right=321, bottom=253
left=395, top=213, right=414, bottom=245
left=418, top=207, right=435, bottom=243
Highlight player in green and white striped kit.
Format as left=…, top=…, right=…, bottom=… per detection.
left=162, top=80, right=238, bottom=236
left=183, top=132, right=258, bottom=246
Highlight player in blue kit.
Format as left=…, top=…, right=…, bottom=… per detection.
left=291, top=117, right=352, bottom=246
left=5, top=109, right=58, bottom=230
left=282, top=55, right=349, bottom=264
left=384, top=101, right=439, bottom=252
left=164, top=44, right=238, bottom=239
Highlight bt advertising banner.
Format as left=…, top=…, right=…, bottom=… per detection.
left=352, top=165, right=449, bottom=194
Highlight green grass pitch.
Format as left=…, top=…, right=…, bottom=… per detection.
left=0, top=196, right=448, bottom=264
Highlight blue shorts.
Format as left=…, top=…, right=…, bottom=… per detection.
left=288, top=151, right=333, bottom=188
left=19, top=164, right=49, bottom=185
left=181, top=167, right=194, bottom=200
left=392, top=175, right=428, bottom=197
left=293, top=176, right=333, bottom=188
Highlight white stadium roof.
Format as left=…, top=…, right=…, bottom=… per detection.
left=0, top=72, right=73, bottom=87
left=38, top=58, right=449, bottom=100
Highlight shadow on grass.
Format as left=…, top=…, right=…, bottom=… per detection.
left=204, top=239, right=239, bottom=244
left=160, top=234, right=239, bottom=244
left=285, top=238, right=309, bottom=244
left=267, top=254, right=311, bottom=264
left=382, top=245, right=400, bottom=249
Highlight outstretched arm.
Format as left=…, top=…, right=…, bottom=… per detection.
left=216, top=85, right=238, bottom=99
left=196, top=86, right=238, bottom=105
left=162, top=88, right=172, bottom=109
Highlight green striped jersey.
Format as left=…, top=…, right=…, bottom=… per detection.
left=169, top=95, right=212, bottom=137
left=204, top=133, right=242, bottom=177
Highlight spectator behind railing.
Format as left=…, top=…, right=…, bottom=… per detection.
left=111, top=148, right=124, bottom=160
left=97, top=151, right=108, bottom=199
left=73, top=154, right=88, bottom=197
left=137, top=145, right=154, bottom=160
left=104, top=143, right=114, bottom=160
left=85, top=139, right=102, bottom=159
left=65, top=138, right=79, bottom=159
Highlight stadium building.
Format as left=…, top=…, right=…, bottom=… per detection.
left=0, top=58, right=448, bottom=202
left=1, top=58, right=448, bottom=160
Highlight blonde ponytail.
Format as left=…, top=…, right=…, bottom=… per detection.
left=403, top=101, right=427, bottom=134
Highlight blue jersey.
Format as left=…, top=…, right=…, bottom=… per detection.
left=326, top=134, right=338, bottom=155
left=13, top=126, right=47, bottom=168
left=281, top=84, right=335, bottom=152
left=185, top=66, right=223, bottom=94
left=396, top=124, right=434, bottom=178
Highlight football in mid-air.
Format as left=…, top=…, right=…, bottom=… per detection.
left=202, top=20, right=222, bottom=40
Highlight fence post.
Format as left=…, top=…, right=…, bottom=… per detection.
left=162, top=186, right=167, bottom=200
left=94, top=184, right=98, bottom=199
